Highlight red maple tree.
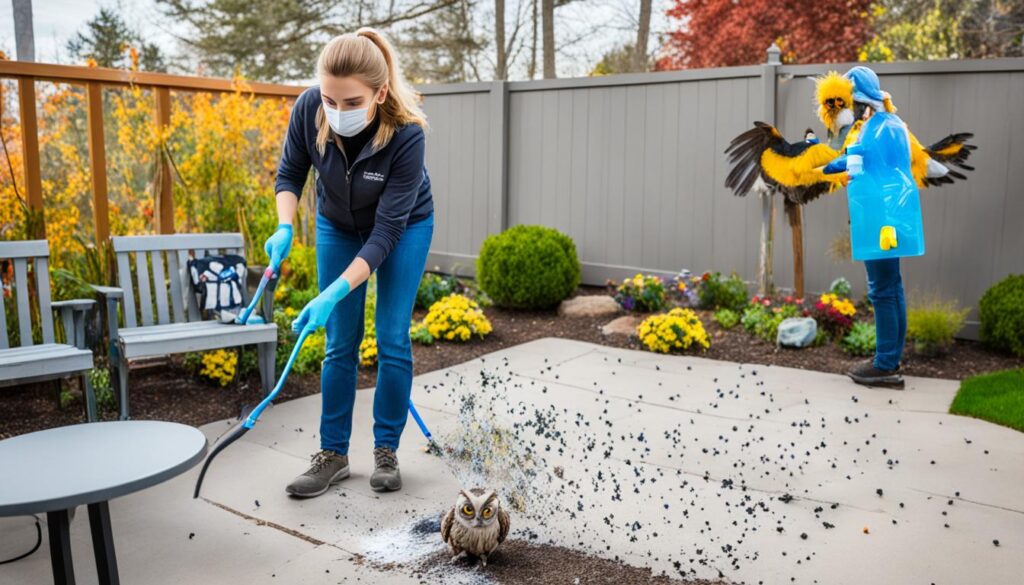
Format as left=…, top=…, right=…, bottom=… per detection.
left=656, top=0, right=875, bottom=70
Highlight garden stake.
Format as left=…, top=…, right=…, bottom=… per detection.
left=234, top=267, right=276, bottom=325
left=409, top=400, right=442, bottom=456
left=193, top=326, right=314, bottom=498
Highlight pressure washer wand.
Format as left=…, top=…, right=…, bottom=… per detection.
left=409, top=400, right=442, bottom=456
left=193, top=326, right=314, bottom=498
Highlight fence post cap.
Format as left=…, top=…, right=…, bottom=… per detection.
left=766, top=43, right=782, bottom=65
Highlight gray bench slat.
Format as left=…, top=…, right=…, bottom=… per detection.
left=0, top=240, right=48, bottom=259
left=165, top=252, right=185, bottom=323
left=134, top=251, right=154, bottom=326
left=120, top=322, right=277, bottom=359
left=151, top=251, right=170, bottom=325
left=0, top=343, right=78, bottom=360
left=0, top=345, right=94, bottom=382
left=35, top=257, right=55, bottom=344
left=111, top=233, right=244, bottom=253
left=13, top=258, right=32, bottom=346
left=116, top=252, right=137, bottom=328
left=178, top=250, right=201, bottom=322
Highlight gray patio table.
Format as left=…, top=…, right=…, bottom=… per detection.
left=0, top=421, right=207, bottom=585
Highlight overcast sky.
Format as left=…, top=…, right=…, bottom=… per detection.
left=1, top=0, right=675, bottom=81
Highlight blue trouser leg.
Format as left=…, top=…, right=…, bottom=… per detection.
left=317, top=214, right=366, bottom=455
left=372, top=213, right=434, bottom=450
left=864, top=257, right=906, bottom=371
left=316, top=211, right=434, bottom=454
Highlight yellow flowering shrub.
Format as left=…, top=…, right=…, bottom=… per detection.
left=421, top=294, right=492, bottom=342
left=199, top=349, right=237, bottom=387
left=636, top=308, right=710, bottom=354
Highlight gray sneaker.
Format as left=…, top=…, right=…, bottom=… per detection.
left=369, top=447, right=402, bottom=492
left=847, top=359, right=904, bottom=389
left=285, top=449, right=350, bottom=497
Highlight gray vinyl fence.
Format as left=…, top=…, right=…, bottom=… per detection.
left=417, top=54, right=1024, bottom=338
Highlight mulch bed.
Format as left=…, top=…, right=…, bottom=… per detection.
left=3, top=285, right=1020, bottom=440
left=410, top=540, right=723, bottom=584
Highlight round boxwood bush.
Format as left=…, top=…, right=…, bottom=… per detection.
left=978, top=274, right=1024, bottom=357
left=476, top=224, right=580, bottom=309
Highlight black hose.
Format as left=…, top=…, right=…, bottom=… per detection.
left=0, top=515, right=41, bottom=565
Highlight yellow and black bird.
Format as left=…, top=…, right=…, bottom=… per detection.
left=725, top=72, right=977, bottom=201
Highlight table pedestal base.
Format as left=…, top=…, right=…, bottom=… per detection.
left=45, top=502, right=120, bottom=585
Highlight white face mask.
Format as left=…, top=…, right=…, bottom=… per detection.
left=324, top=103, right=369, bottom=137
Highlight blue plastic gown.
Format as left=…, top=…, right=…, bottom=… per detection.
left=824, top=111, right=925, bottom=261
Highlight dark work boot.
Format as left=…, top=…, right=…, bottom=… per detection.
left=370, top=446, right=402, bottom=492
left=285, top=449, right=350, bottom=497
left=847, top=359, right=904, bottom=389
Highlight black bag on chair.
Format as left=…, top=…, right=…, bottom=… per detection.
left=187, top=255, right=247, bottom=318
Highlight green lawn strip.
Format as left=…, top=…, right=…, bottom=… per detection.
left=949, top=368, right=1024, bottom=433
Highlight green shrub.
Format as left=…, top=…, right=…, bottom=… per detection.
left=713, top=308, right=740, bottom=329
left=979, top=274, right=1024, bottom=357
left=697, top=272, right=748, bottom=311
left=841, top=322, right=876, bottom=356
left=476, top=225, right=580, bottom=309
left=417, top=272, right=460, bottom=310
left=907, top=296, right=970, bottom=356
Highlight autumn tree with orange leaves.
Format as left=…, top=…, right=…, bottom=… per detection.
left=656, top=0, right=875, bottom=70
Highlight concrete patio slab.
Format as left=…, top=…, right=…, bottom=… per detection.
left=2, top=337, right=1022, bottom=585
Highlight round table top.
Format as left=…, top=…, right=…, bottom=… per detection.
left=0, top=421, right=208, bottom=516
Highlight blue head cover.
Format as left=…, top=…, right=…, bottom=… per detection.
left=844, top=66, right=886, bottom=111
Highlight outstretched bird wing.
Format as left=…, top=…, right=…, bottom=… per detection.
left=497, top=508, right=511, bottom=544
left=908, top=131, right=977, bottom=188
left=724, top=122, right=845, bottom=205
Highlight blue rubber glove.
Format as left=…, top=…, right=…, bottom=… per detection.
left=264, top=224, right=293, bottom=273
left=292, top=276, right=352, bottom=333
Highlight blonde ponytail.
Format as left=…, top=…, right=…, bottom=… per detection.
left=313, top=27, right=427, bottom=157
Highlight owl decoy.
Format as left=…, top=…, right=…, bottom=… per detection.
left=441, top=487, right=511, bottom=567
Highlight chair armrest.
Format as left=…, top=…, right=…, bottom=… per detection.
left=51, top=299, right=97, bottom=311
left=52, top=299, right=96, bottom=349
left=90, top=284, right=124, bottom=299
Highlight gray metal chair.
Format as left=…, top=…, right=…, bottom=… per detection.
left=92, top=233, right=277, bottom=420
left=0, top=240, right=98, bottom=421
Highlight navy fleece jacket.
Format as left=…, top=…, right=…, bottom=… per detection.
left=274, top=86, right=433, bottom=272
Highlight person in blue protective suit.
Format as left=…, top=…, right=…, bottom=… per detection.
left=265, top=27, right=435, bottom=496
left=823, top=66, right=923, bottom=389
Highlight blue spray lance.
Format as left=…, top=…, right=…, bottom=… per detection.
left=234, top=266, right=276, bottom=325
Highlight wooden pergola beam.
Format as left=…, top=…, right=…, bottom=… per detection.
left=16, top=77, right=44, bottom=238
left=85, top=82, right=109, bottom=246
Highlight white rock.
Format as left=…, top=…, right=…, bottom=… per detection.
left=777, top=317, right=817, bottom=348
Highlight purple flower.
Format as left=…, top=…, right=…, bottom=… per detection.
left=623, top=296, right=635, bottom=311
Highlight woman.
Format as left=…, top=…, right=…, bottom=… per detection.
left=265, top=27, right=434, bottom=496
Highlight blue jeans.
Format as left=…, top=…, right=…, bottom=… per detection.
left=864, top=257, right=906, bottom=371
left=315, top=211, right=434, bottom=454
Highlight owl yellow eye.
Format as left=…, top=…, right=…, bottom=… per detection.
left=481, top=507, right=493, bottom=519
left=461, top=505, right=474, bottom=516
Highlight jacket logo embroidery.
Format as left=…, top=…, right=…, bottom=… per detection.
left=363, top=171, right=385, bottom=182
